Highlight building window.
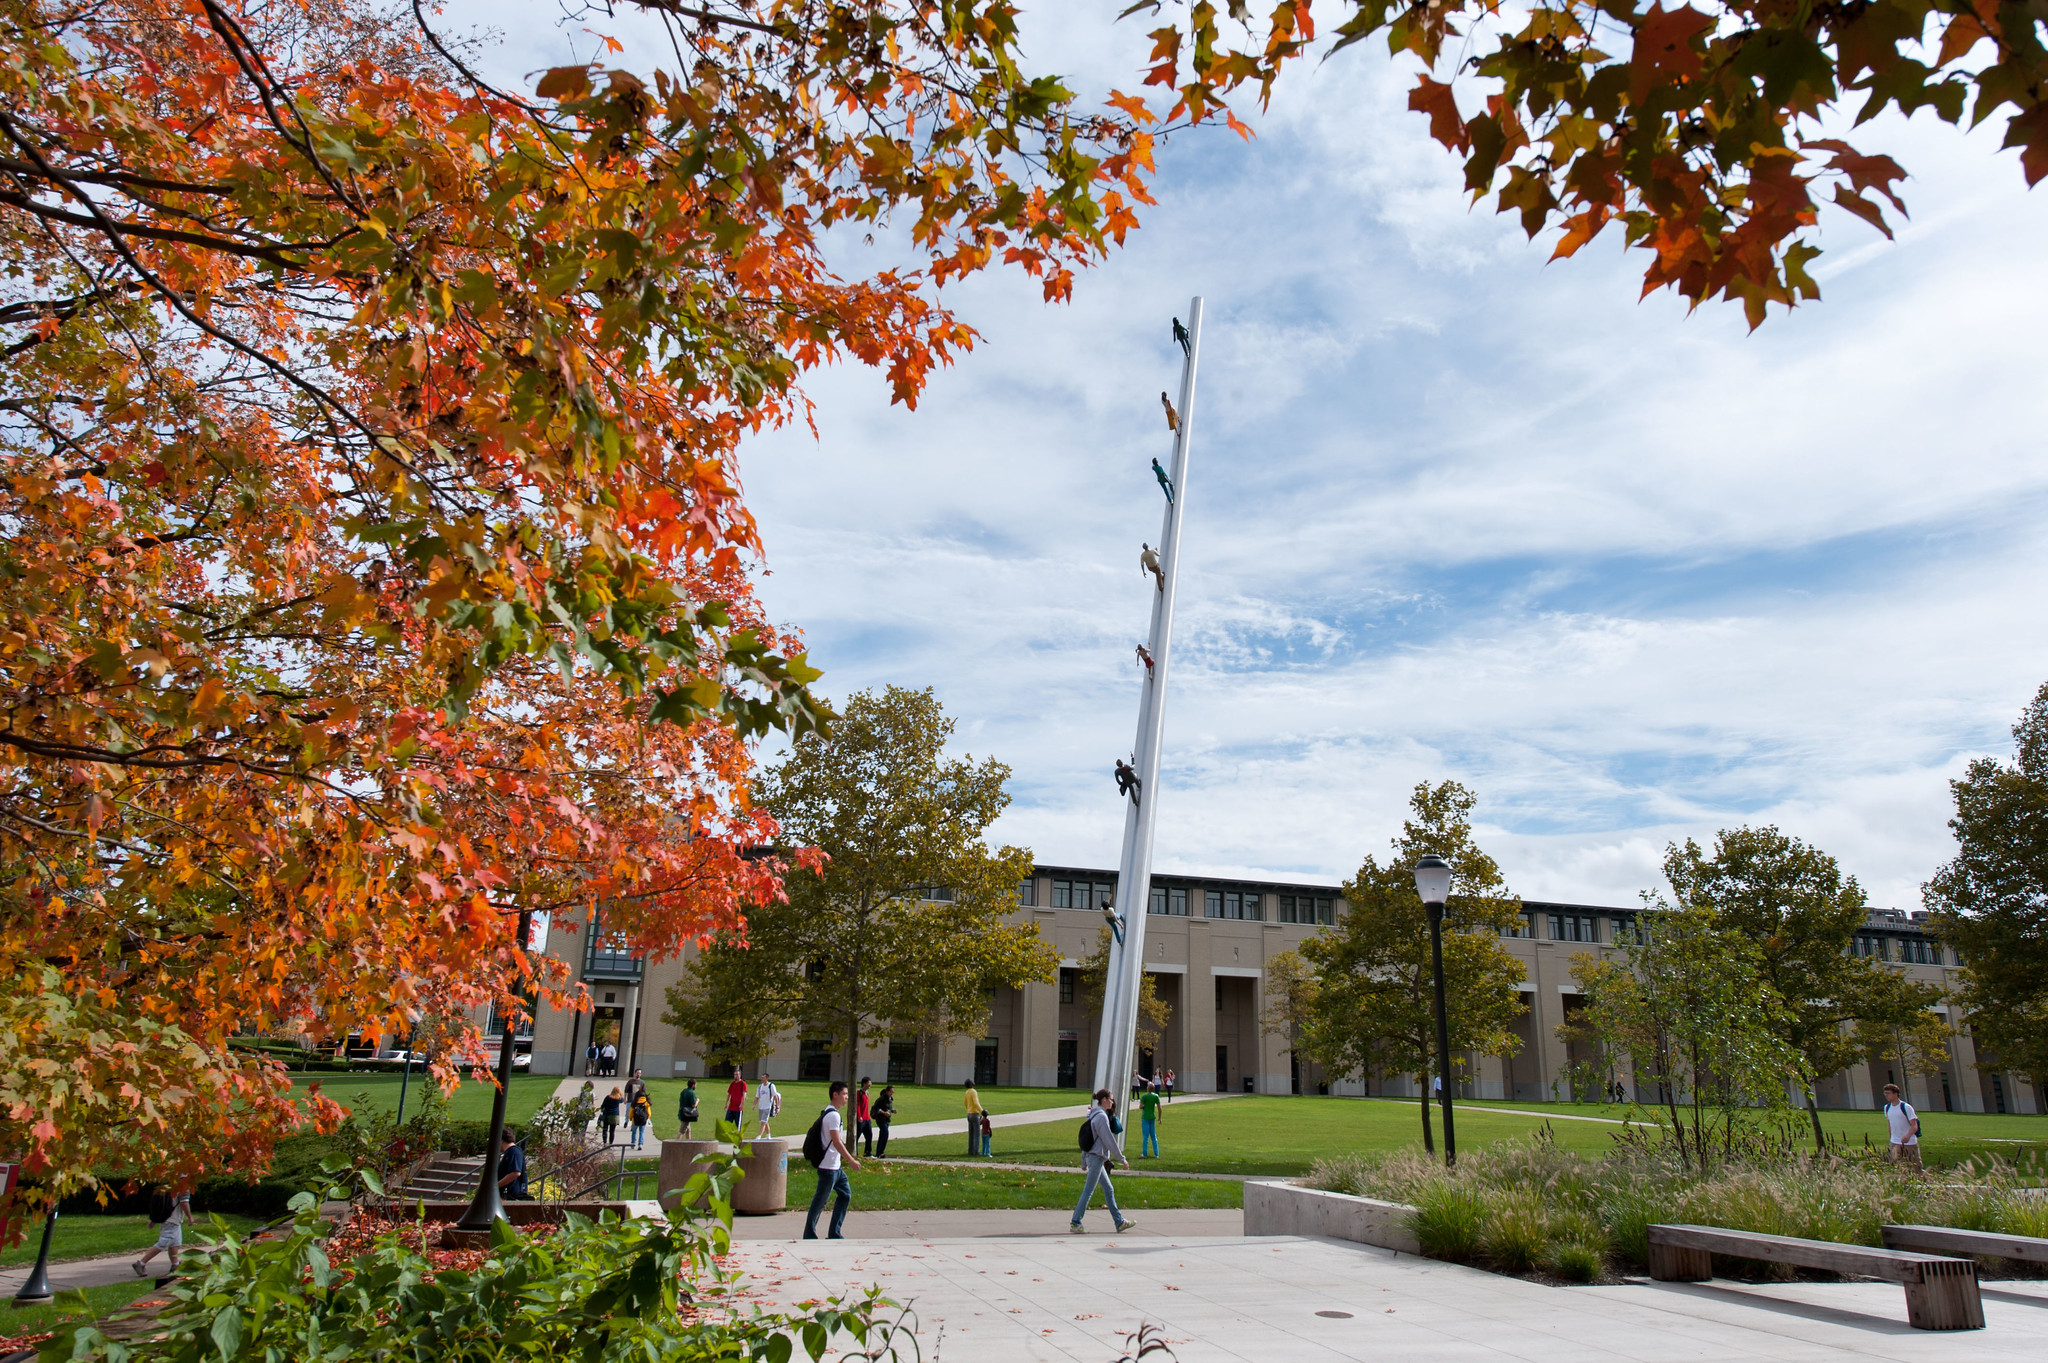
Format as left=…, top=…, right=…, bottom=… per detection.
left=1019, top=879, right=1036, bottom=906
left=1206, top=889, right=1259, bottom=920
left=914, top=885, right=953, bottom=902
left=798, top=1038, right=832, bottom=1082
left=1277, top=895, right=1335, bottom=925
left=1148, top=885, right=1189, bottom=916
left=1501, top=913, right=1533, bottom=939
left=1054, top=878, right=1116, bottom=911
left=1546, top=914, right=1598, bottom=943
left=1059, top=968, right=1077, bottom=1005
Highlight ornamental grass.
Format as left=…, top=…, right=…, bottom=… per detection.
left=1307, top=1131, right=2046, bottom=1283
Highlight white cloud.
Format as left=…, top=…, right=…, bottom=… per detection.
left=464, top=0, right=2048, bottom=914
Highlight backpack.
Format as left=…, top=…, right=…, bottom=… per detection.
left=802, top=1107, right=832, bottom=1167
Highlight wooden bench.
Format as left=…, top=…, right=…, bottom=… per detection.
left=1646, top=1223, right=1984, bottom=1330
left=1882, top=1223, right=2048, bottom=1267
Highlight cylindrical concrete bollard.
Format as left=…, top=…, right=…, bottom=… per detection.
left=731, top=1139, right=789, bottom=1216
left=656, top=1139, right=722, bottom=1215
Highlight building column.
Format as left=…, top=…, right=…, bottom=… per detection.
left=1843, top=1060, right=1875, bottom=1110
left=1186, top=918, right=1217, bottom=1094
left=1256, top=920, right=1289, bottom=1094
left=1016, top=977, right=1058, bottom=1088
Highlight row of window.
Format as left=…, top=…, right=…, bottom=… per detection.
left=1029, top=877, right=1341, bottom=926
left=1854, top=934, right=1949, bottom=965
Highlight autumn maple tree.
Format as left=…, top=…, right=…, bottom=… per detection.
left=1139, top=0, right=2048, bottom=323
left=0, top=0, right=1157, bottom=1207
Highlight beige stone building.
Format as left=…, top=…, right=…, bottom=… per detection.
left=519, top=867, right=2041, bottom=1117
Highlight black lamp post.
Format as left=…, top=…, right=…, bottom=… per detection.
left=456, top=908, right=531, bottom=1231
left=13, top=1208, right=58, bottom=1304
left=1413, top=854, right=1457, bottom=1167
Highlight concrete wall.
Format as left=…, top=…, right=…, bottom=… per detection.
left=1244, top=1181, right=1422, bottom=1255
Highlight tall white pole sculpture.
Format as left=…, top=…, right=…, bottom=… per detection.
left=1093, top=296, right=1203, bottom=1132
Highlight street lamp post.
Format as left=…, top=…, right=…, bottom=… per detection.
left=1413, top=854, right=1457, bottom=1167
left=457, top=908, right=532, bottom=1231
left=12, top=1208, right=58, bottom=1304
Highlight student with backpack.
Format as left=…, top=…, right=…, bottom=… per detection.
left=1070, top=1089, right=1135, bottom=1234
left=628, top=1090, right=652, bottom=1149
left=1882, top=1082, right=1922, bottom=1169
left=873, top=1084, right=896, bottom=1158
left=677, top=1079, right=701, bottom=1138
left=599, top=1086, right=624, bottom=1145
left=801, top=1080, right=862, bottom=1239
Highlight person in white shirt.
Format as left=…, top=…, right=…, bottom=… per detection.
left=803, top=1080, right=861, bottom=1239
left=755, top=1077, right=781, bottom=1137
left=1070, top=1089, right=1136, bottom=1234
left=1882, top=1082, right=1921, bottom=1169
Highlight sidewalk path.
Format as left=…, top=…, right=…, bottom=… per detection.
left=1367, top=1097, right=1649, bottom=1126
left=731, top=1232, right=2048, bottom=1362
left=878, top=1158, right=1264, bottom=1184
left=0, top=1252, right=170, bottom=1296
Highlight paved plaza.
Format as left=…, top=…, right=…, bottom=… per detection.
left=727, top=1231, right=2048, bottom=1362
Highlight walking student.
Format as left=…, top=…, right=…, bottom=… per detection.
left=623, top=1067, right=648, bottom=1110
left=1882, top=1082, right=1922, bottom=1169
left=1163, top=1068, right=1174, bottom=1103
left=802, top=1079, right=862, bottom=1240
left=755, top=1076, right=781, bottom=1138
left=1070, top=1090, right=1136, bottom=1234
left=584, top=1041, right=598, bottom=1076
left=677, top=1078, right=701, bottom=1138
left=132, top=1190, right=190, bottom=1279
left=1139, top=1080, right=1161, bottom=1158
left=599, top=1085, right=624, bottom=1144
left=873, top=1084, right=896, bottom=1158
left=964, top=1078, right=985, bottom=1156
left=628, top=1089, right=652, bottom=1149
left=855, top=1077, right=875, bottom=1157
left=724, top=1067, right=748, bottom=1134
left=600, top=1041, right=618, bottom=1076
left=496, top=1127, right=531, bottom=1201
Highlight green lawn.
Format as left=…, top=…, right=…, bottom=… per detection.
left=0, top=1282, right=155, bottom=1348
left=779, top=1160, right=1240, bottom=1212
left=885, top=1095, right=1621, bottom=1175
left=0, top=1214, right=267, bottom=1269
left=292, top=1073, right=562, bottom=1124
left=1443, top=1097, right=2048, bottom=1169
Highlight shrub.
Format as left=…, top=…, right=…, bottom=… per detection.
left=1306, top=1134, right=2046, bottom=1283
left=47, top=1151, right=911, bottom=1363
left=1411, top=1184, right=1487, bottom=1262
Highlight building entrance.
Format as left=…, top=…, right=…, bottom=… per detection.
left=588, top=1009, right=623, bottom=1074
left=1057, top=1037, right=1078, bottom=1089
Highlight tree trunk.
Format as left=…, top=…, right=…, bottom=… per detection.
left=1805, top=1087, right=1826, bottom=1152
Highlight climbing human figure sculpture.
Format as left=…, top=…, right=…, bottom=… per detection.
left=1140, top=543, right=1163, bottom=592
left=1135, top=644, right=1154, bottom=679
left=1114, top=758, right=1142, bottom=805
left=1151, top=457, right=1175, bottom=504
left=1159, top=392, right=1178, bottom=432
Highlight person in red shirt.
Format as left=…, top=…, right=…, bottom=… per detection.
left=723, top=1067, right=747, bottom=1134
left=855, top=1076, right=874, bottom=1157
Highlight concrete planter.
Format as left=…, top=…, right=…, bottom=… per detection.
left=1244, top=1180, right=1421, bottom=1255
left=732, top=1139, right=789, bottom=1216
left=657, top=1139, right=723, bottom=1214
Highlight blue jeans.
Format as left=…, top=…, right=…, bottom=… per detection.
left=804, top=1166, right=851, bottom=1239
left=1070, top=1153, right=1125, bottom=1227
left=1141, top=1117, right=1158, bottom=1157
left=967, top=1116, right=982, bottom=1155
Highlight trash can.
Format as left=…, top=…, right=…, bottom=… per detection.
left=731, top=1139, right=788, bottom=1216
left=656, top=1139, right=721, bottom=1214
left=1243, top=1075, right=1256, bottom=1093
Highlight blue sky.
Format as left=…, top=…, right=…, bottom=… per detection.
left=475, top=0, right=2048, bottom=910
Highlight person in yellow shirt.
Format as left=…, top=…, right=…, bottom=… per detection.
left=965, top=1079, right=986, bottom=1156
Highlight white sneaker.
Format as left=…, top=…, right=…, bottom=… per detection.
left=1069, top=1223, right=1086, bottom=1234
left=1115, top=1220, right=1137, bottom=1233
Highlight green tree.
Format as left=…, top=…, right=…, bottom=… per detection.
left=1665, top=826, right=1945, bottom=1148
left=1077, top=926, right=1173, bottom=1062
left=664, top=686, right=1053, bottom=1081
left=1257, top=948, right=1319, bottom=1070
left=1297, top=781, right=1527, bottom=1155
left=1570, top=905, right=1799, bottom=1171
left=1925, top=680, right=2048, bottom=1090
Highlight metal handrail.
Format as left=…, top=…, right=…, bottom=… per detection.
left=531, top=1141, right=613, bottom=1192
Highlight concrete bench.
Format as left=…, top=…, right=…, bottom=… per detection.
left=1881, top=1223, right=2048, bottom=1267
left=1646, top=1223, right=1983, bottom=1330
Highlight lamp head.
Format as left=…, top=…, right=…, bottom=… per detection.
left=1412, top=854, right=1452, bottom=909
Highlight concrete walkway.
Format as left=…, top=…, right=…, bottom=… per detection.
left=728, top=1232, right=2048, bottom=1361
left=0, top=1251, right=173, bottom=1296
left=878, top=1158, right=1262, bottom=1183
